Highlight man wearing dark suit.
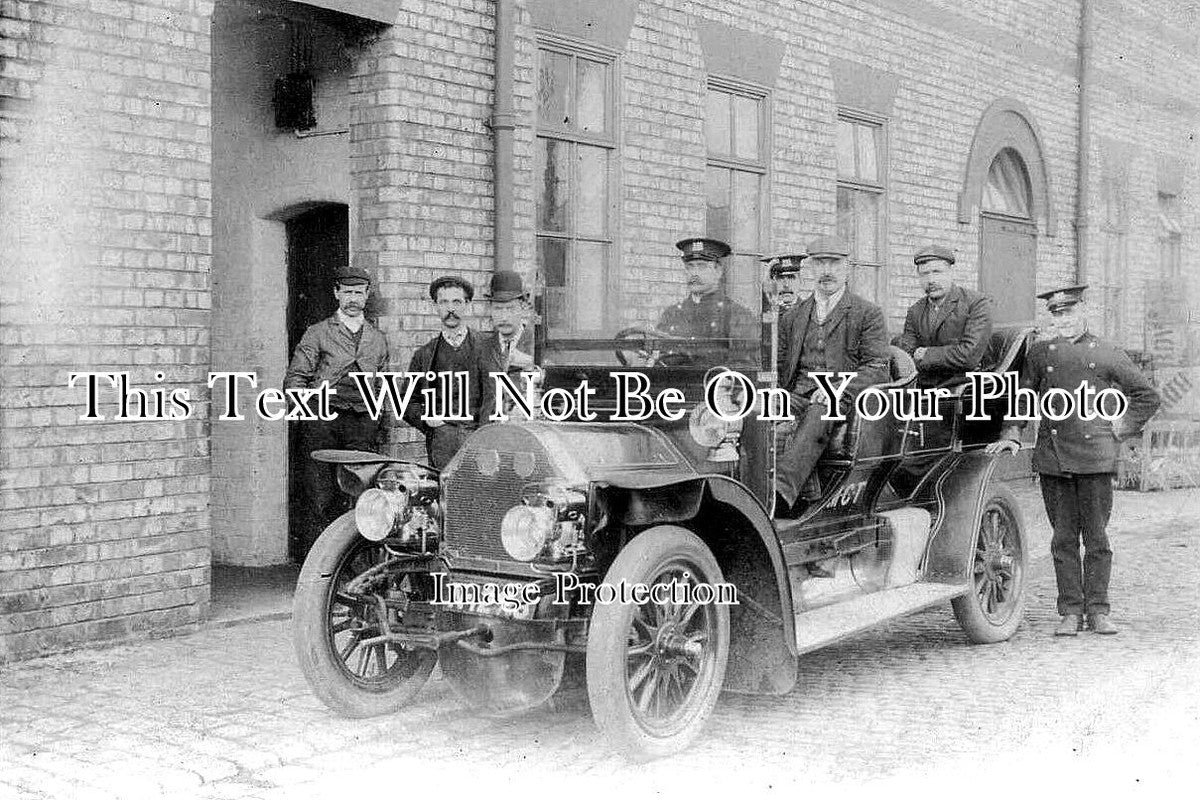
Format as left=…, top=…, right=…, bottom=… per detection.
left=987, top=285, right=1159, bottom=636
left=403, top=275, right=504, bottom=470
left=776, top=235, right=890, bottom=515
left=894, top=244, right=993, bottom=388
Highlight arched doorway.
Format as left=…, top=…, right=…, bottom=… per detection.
left=979, top=149, right=1037, bottom=324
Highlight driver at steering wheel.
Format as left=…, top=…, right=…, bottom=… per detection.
left=654, top=237, right=758, bottom=367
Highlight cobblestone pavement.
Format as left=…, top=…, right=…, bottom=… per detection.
left=3, top=485, right=1199, bottom=799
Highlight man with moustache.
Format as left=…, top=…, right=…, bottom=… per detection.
left=776, top=235, right=889, bottom=516
left=894, top=244, right=993, bottom=388
left=403, top=275, right=504, bottom=470
left=767, top=253, right=806, bottom=312
left=284, top=265, right=389, bottom=554
left=484, top=270, right=535, bottom=372
left=655, top=237, right=758, bottom=366
left=986, top=285, right=1159, bottom=637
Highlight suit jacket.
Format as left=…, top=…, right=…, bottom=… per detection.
left=779, top=290, right=889, bottom=408
left=402, top=330, right=503, bottom=436
left=1013, top=332, right=1160, bottom=475
left=894, top=285, right=993, bottom=385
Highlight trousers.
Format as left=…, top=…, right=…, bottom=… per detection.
left=1039, top=472, right=1114, bottom=616
left=297, top=409, right=381, bottom=552
left=775, top=395, right=836, bottom=507
left=426, top=422, right=476, bottom=470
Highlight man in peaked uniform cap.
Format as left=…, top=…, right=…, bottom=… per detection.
left=775, top=235, right=889, bottom=516
left=768, top=253, right=807, bottom=312
left=987, top=284, right=1159, bottom=636
left=654, top=237, right=759, bottom=366
left=284, top=265, right=389, bottom=556
left=894, top=244, right=994, bottom=388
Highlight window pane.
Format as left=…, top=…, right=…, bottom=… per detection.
left=733, top=170, right=760, bottom=251
left=536, top=138, right=569, bottom=232
left=576, top=145, right=608, bottom=238
left=726, top=253, right=762, bottom=314
left=733, top=95, right=759, bottom=160
left=706, top=167, right=732, bottom=243
left=836, top=119, right=856, bottom=178
left=983, top=150, right=1031, bottom=217
left=574, top=241, right=608, bottom=331
left=706, top=90, right=730, bottom=157
left=538, top=237, right=568, bottom=332
left=856, top=124, right=878, bottom=182
left=577, top=58, right=607, bottom=134
left=851, top=264, right=879, bottom=303
left=837, top=187, right=880, bottom=263
left=537, top=50, right=571, bottom=129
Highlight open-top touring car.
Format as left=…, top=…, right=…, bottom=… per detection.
left=292, top=283, right=1033, bottom=760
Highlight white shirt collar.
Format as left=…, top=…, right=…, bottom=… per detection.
left=814, top=286, right=845, bottom=322
left=337, top=310, right=364, bottom=333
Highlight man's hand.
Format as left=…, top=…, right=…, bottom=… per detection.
left=426, top=418, right=445, bottom=429
left=636, top=348, right=661, bottom=367
left=914, top=347, right=927, bottom=364
left=984, top=438, right=1021, bottom=455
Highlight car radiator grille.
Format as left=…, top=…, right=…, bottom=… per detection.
left=442, top=426, right=555, bottom=563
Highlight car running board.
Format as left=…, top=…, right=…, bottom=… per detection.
left=793, top=582, right=968, bottom=655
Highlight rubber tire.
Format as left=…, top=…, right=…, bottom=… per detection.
left=292, top=512, right=436, bottom=717
left=951, top=484, right=1028, bottom=644
left=586, top=525, right=730, bottom=761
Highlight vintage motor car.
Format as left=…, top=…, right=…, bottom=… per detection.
left=292, top=281, right=1033, bottom=760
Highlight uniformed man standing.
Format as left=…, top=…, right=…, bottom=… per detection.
left=986, top=285, right=1160, bottom=636
left=893, top=244, right=993, bottom=387
left=656, top=237, right=758, bottom=366
left=768, top=253, right=807, bottom=312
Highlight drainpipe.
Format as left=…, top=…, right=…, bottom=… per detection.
left=1075, top=0, right=1094, bottom=285
left=493, top=0, right=516, bottom=275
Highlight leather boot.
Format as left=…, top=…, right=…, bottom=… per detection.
left=1088, top=614, right=1119, bottom=635
left=1054, top=614, right=1082, bottom=636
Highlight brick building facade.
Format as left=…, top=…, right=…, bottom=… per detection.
left=1, top=0, right=1197, bottom=660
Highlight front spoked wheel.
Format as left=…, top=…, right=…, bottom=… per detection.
left=586, top=525, right=729, bottom=760
left=952, top=484, right=1027, bottom=643
left=293, top=513, right=436, bottom=717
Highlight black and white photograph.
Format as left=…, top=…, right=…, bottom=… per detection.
left=2, top=0, right=1199, bottom=796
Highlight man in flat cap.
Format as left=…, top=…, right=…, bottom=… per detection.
left=987, top=285, right=1159, bottom=636
left=655, top=237, right=758, bottom=366
left=403, top=275, right=504, bottom=469
left=285, top=265, right=390, bottom=555
left=768, top=253, right=807, bottom=313
left=776, top=236, right=889, bottom=516
left=894, top=244, right=993, bottom=388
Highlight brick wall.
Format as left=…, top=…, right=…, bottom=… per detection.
left=0, top=0, right=213, bottom=662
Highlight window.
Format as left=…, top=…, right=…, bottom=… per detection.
left=1159, top=192, right=1182, bottom=279
left=1099, top=169, right=1129, bottom=342
left=535, top=41, right=616, bottom=335
left=836, top=114, right=885, bottom=302
left=705, top=79, right=767, bottom=311
left=982, top=149, right=1032, bottom=218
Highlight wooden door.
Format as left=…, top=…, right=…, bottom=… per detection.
left=979, top=213, right=1037, bottom=324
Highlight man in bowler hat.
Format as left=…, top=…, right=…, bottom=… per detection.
left=775, top=235, right=889, bottom=516
left=987, top=285, right=1159, bottom=636
left=894, top=244, right=994, bottom=387
left=284, top=265, right=389, bottom=554
left=403, top=275, right=504, bottom=470
left=484, top=270, right=535, bottom=372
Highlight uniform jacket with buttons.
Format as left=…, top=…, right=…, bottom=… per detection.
left=656, top=291, right=759, bottom=367
left=1013, top=331, right=1159, bottom=475
left=779, top=290, right=890, bottom=408
left=893, top=285, right=993, bottom=386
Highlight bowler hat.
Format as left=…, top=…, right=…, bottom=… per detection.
left=805, top=235, right=851, bottom=259
left=429, top=275, right=475, bottom=302
left=676, top=237, right=732, bottom=262
left=913, top=244, right=956, bottom=266
left=1037, top=284, right=1087, bottom=312
left=484, top=270, right=528, bottom=302
left=334, top=265, right=371, bottom=286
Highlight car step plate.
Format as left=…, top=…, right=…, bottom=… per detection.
left=793, top=582, right=968, bottom=655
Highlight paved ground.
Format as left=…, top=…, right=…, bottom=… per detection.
left=3, top=484, right=1199, bottom=799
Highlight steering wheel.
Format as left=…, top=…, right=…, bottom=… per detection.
left=613, top=326, right=694, bottom=367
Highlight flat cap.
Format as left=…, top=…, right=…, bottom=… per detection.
left=914, top=244, right=956, bottom=266
left=1037, top=284, right=1087, bottom=312
left=334, top=265, right=371, bottom=286
left=767, top=254, right=807, bottom=277
left=429, top=274, right=475, bottom=302
left=805, top=235, right=851, bottom=259
left=676, top=237, right=732, bottom=262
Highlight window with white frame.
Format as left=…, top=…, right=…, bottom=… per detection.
left=704, top=79, right=768, bottom=311
left=1159, top=191, right=1182, bottom=280
left=535, top=40, right=617, bottom=335
left=1099, top=169, right=1128, bottom=342
left=835, top=113, right=886, bottom=302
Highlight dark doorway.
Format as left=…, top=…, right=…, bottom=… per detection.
left=286, top=203, right=349, bottom=560
left=979, top=213, right=1037, bottom=324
